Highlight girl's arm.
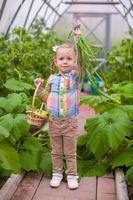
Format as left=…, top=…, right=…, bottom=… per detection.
left=73, top=23, right=83, bottom=82
left=34, top=77, right=51, bottom=102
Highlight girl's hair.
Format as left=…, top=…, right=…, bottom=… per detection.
left=56, top=43, right=76, bottom=54
left=50, top=43, right=76, bottom=74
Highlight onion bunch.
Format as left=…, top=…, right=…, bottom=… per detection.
left=75, top=35, right=121, bottom=104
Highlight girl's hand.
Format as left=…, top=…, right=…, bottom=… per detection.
left=34, top=78, right=45, bottom=87
left=73, top=22, right=82, bottom=36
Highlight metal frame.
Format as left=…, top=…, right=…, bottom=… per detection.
left=68, top=11, right=118, bottom=52
left=5, top=0, right=26, bottom=36
left=0, top=0, right=7, bottom=21
left=28, top=1, right=46, bottom=30
left=23, top=0, right=35, bottom=28
left=0, top=0, right=132, bottom=36
left=64, top=1, right=120, bottom=5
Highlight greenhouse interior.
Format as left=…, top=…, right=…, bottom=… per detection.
left=0, top=0, right=133, bottom=200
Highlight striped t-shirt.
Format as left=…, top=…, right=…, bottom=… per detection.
left=39, top=70, right=80, bottom=118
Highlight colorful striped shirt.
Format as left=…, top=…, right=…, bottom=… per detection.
left=39, top=70, right=80, bottom=118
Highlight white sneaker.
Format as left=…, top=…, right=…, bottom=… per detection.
left=50, top=173, right=63, bottom=188
left=67, top=175, right=79, bottom=189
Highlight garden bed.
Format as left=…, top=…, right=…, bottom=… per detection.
left=0, top=173, right=24, bottom=200
left=127, top=183, right=133, bottom=200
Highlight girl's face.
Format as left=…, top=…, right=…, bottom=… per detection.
left=55, top=48, right=76, bottom=74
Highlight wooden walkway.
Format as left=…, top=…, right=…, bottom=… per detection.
left=11, top=95, right=117, bottom=200
left=11, top=172, right=116, bottom=200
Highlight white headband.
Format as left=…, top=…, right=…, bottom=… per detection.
left=52, top=45, right=59, bottom=52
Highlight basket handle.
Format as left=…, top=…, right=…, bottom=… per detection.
left=32, top=82, right=44, bottom=112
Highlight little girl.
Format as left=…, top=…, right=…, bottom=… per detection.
left=34, top=29, right=81, bottom=189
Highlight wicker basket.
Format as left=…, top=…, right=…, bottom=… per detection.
left=26, top=83, right=47, bottom=127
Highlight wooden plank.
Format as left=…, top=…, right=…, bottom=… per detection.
left=115, top=168, right=129, bottom=200
left=32, top=176, right=96, bottom=200
left=97, top=177, right=116, bottom=200
left=11, top=172, right=43, bottom=200
left=0, top=173, right=25, bottom=200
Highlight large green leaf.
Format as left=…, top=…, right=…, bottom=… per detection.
left=111, top=82, right=133, bottom=98
left=39, top=152, right=52, bottom=177
left=0, top=143, right=21, bottom=173
left=77, top=134, right=88, bottom=146
left=125, top=165, right=133, bottom=184
left=0, top=125, right=10, bottom=141
left=80, top=95, right=103, bottom=107
left=0, top=114, right=13, bottom=131
left=120, top=105, right=133, bottom=120
left=85, top=112, right=132, bottom=159
left=0, top=93, right=21, bottom=113
left=4, top=79, right=33, bottom=91
left=11, top=114, right=30, bottom=140
left=84, top=162, right=108, bottom=176
left=77, top=160, right=94, bottom=176
left=20, top=137, right=44, bottom=151
left=107, top=107, right=129, bottom=118
left=19, top=137, right=44, bottom=171
left=13, top=93, right=29, bottom=113
left=77, top=159, right=107, bottom=176
left=0, top=113, right=30, bottom=141
left=109, top=147, right=133, bottom=168
left=85, top=117, right=110, bottom=159
left=20, top=151, right=40, bottom=171
left=0, top=92, right=29, bottom=113
left=115, top=56, right=125, bottom=64
left=80, top=94, right=120, bottom=113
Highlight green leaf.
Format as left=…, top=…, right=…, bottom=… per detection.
left=0, top=143, right=21, bottom=173
left=115, top=56, right=125, bottom=64
left=124, top=138, right=133, bottom=148
left=0, top=93, right=21, bottom=113
left=19, top=137, right=44, bottom=171
left=20, top=151, right=40, bottom=171
left=85, top=117, right=110, bottom=159
left=85, top=112, right=132, bottom=159
left=107, top=107, right=129, bottom=118
left=80, top=95, right=103, bottom=107
left=125, top=165, right=133, bottom=184
left=20, top=137, right=44, bottom=151
left=109, top=147, right=133, bottom=168
left=80, top=94, right=120, bottom=113
left=120, top=105, right=133, bottom=120
left=0, top=92, right=29, bottom=113
left=77, top=160, right=93, bottom=176
left=4, top=79, right=33, bottom=91
left=0, top=125, right=10, bottom=141
left=11, top=114, right=30, bottom=140
left=39, top=152, right=52, bottom=177
left=0, top=114, right=30, bottom=141
left=77, top=134, right=88, bottom=146
left=84, top=162, right=108, bottom=176
left=0, top=114, right=13, bottom=132
left=77, top=159, right=107, bottom=176
left=111, top=82, right=133, bottom=98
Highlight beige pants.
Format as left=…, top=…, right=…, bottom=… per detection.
left=49, top=116, right=78, bottom=175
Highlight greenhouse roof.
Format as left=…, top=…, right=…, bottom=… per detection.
left=0, top=0, right=132, bottom=34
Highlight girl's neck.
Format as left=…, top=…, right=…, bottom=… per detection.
left=59, top=70, right=71, bottom=75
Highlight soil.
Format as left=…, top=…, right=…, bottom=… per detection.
left=0, top=176, right=9, bottom=189
left=128, top=183, right=133, bottom=200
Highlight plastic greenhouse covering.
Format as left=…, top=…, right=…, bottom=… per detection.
left=0, top=0, right=132, bottom=53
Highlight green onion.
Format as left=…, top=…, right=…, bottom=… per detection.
left=75, top=35, right=121, bottom=105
